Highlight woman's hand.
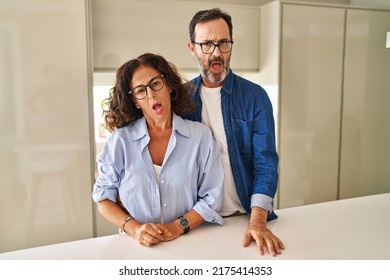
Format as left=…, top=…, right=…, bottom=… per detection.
left=132, top=223, right=165, bottom=247
left=130, top=211, right=204, bottom=246
left=157, top=220, right=183, bottom=242
left=132, top=220, right=182, bottom=246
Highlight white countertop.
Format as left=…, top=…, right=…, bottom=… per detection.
left=1, top=193, right=389, bottom=260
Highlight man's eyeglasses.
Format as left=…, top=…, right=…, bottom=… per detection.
left=193, top=41, right=233, bottom=54
left=128, top=74, right=165, bottom=100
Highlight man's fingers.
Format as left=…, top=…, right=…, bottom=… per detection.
left=254, top=235, right=265, bottom=256
left=265, top=239, right=276, bottom=256
left=242, top=230, right=252, bottom=247
left=243, top=227, right=284, bottom=256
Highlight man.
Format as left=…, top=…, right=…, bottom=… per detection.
left=185, top=8, right=284, bottom=256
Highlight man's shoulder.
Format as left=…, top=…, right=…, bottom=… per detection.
left=232, top=72, right=263, bottom=90
left=189, top=74, right=201, bottom=85
left=227, top=72, right=266, bottom=101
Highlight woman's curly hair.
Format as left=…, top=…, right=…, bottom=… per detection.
left=102, top=53, right=195, bottom=131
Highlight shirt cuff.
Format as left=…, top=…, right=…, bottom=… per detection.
left=193, top=203, right=224, bottom=225
left=250, top=194, right=274, bottom=213
left=92, top=185, right=118, bottom=204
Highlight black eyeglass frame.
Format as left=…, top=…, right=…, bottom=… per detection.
left=192, top=40, right=234, bottom=54
left=128, top=74, right=165, bottom=100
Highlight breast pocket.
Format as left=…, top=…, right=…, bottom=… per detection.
left=232, top=119, right=253, bottom=156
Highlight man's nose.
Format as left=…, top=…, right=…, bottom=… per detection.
left=212, top=44, right=222, bottom=55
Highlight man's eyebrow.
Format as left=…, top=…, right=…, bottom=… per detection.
left=200, top=38, right=230, bottom=43
left=198, top=39, right=213, bottom=43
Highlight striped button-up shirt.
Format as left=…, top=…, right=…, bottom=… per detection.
left=92, top=114, right=224, bottom=225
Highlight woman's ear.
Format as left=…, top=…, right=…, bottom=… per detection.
left=133, top=100, right=140, bottom=109
left=170, top=89, right=178, bottom=101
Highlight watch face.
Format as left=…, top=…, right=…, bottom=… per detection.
left=180, top=217, right=189, bottom=227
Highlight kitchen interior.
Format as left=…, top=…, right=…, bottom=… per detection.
left=0, top=0, right=389, bottom=253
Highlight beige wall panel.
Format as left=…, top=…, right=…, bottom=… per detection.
left=279, top=4, right=344, bottom=208
left=340, top=9, right=390, bottom=198
left=91, top=0, right=260, bottom=71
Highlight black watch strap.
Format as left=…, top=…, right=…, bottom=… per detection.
left=178, top=216, right=190, bottom=234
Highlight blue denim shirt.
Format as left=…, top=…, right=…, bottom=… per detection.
left=185, top=70, right=278, bottom=221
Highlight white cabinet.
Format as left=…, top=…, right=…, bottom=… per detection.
left=278, top=4, right=345, bottom=208
left=263, top=2, right=390, bottom=208
left=340, top=9, right=390, bottom=198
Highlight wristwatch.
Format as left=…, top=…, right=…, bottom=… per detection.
left=178, top=216, right=190, bottom=234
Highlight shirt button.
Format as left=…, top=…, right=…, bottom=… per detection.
left=163, top=203, right=167, bottom=207
left=161, top=180, right=164, bottom=184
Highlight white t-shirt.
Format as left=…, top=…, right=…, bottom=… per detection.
left=200, top=85, right=245, bottom=216
left=153, top=164, right=164, bottom=223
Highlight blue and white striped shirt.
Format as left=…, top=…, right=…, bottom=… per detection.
left=92, top=114, right=224, bottom=225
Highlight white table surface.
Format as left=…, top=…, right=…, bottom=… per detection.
left=1, top=193, right=389, bottom=260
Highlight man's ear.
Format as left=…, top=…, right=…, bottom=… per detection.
left=187, top=41, right=196, bottom=56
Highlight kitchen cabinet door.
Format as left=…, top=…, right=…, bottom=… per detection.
left=339, top=9, right=390, bottom=198
left=278, top=4, right=344, bottom=208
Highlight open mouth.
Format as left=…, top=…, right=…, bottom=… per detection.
left=152, top=102, right=162, bottom=114
left=152, top=103, right=161, bottom=110
left=211, top=61, right=223, bottom=71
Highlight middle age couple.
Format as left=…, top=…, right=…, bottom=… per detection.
left=92, top=8, right=284, bottom=257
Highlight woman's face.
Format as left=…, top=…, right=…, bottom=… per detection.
left=130, top=65, right=172, bottom=123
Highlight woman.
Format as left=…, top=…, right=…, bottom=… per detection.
left=92, top=53, right=224, bottom=247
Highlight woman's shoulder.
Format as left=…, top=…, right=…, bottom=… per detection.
left=180, top=118, right=209, bottom=132
left=107, top=120, right=142, bottom=142
left=173, top=115, right=209, bottom=136
left=183, top=118, right=206, bottom=128
left=182, top=119, right=214, bottom=142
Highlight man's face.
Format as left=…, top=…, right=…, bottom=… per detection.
left=188, top=18, right=232, bottom=88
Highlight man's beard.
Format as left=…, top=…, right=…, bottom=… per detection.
left=196, top=55, right=230, bottom=84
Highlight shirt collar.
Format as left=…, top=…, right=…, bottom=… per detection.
left=221, top=69, right=234, bottom=94
left=128, top=114, right=190, bottom=141
left=172, top=114, right=191, bottom=138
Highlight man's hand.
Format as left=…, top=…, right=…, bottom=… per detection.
left=242, top=207, right=284, bottom=256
